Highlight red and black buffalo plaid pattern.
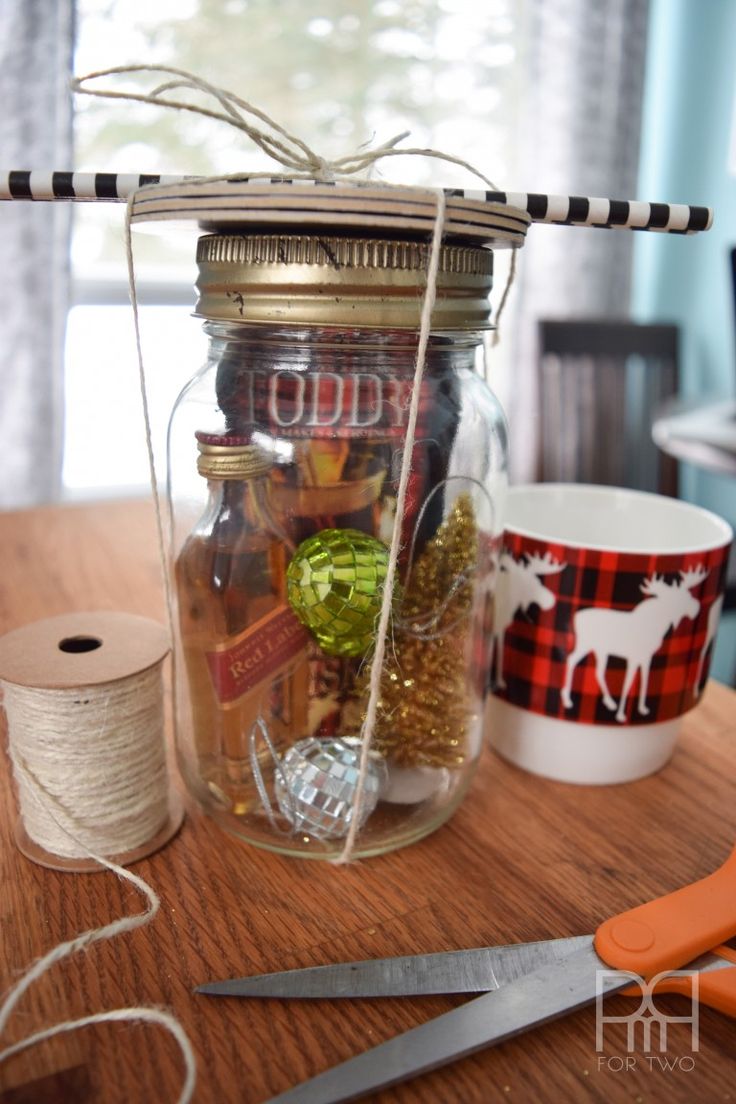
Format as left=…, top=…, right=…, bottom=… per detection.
left=491, top=533, right=731, bottom=726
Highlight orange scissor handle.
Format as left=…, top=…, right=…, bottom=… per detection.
left=620, top=945, right=736, bottom=1016
left=595, top=842, right=736, bottom=978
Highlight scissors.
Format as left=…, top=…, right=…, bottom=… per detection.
left=197, top=843, right=736, bottom=1103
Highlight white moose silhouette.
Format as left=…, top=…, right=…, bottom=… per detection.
left=561, top=566, right=708, bottom=722
left=491, top=551, right=566, bottom=688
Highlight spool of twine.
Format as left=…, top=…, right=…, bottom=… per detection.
left=0, top=613, right=195, bottom=1100
left=0, top=611, right=183, bottom=871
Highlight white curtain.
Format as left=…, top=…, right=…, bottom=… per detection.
left=504, top=0, right=650, bottom=480
left=0, top=0, right=75, bottom=509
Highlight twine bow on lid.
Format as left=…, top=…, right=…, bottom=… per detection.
left=71, top=64, right=502, bottom=189
left=72, top=65, right=518, bottom=346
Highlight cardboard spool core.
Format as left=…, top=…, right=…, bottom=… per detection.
left=0, top=611, right=183, bottom=873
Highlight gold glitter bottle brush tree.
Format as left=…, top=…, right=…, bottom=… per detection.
left=356, top=492, right=486, bottom=794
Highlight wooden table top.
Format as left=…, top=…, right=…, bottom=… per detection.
left=1, top=498, right=734, bottom=1104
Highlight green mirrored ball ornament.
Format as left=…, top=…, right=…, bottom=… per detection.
left=286, top=528, right=389, bottom=656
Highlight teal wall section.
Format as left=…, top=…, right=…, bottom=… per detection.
left=634, top=0, right=736, bottom=413
left=633, top=0, right=736, bottom=681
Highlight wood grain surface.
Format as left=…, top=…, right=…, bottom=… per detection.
left=0, top=499, right=734, bottom=1104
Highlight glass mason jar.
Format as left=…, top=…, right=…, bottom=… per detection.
left=168, top=233, right=508, bottom=858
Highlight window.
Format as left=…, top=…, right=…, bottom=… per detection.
left=67, top=0, right=520, bottom=497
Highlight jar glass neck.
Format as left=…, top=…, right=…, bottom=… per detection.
left=203, top=321, right=484, bottom=375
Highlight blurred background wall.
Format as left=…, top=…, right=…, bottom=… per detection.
left=633, top=0, right=736, bottom=679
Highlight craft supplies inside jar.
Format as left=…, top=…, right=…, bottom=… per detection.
left=167, top=232, right=508, bottom=858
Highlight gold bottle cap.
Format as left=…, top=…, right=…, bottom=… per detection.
left=195, top=432, right=272, bottom=480
left=195, top=233, right=494, bottom=330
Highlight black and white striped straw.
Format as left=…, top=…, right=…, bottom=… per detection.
left=474, top=190, right=712, bottom=233
left=0, top=171, right=186, bottom=201
left=0, top=170, right=713, bottom=234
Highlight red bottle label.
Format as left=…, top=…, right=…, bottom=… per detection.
left=205, top=605, right=309, bottom=705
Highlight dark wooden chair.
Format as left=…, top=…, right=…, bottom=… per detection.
left=536, top=319, right=680, bottom=496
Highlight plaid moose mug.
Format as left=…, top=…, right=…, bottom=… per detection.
left=487, top=484, right=732, bottom=784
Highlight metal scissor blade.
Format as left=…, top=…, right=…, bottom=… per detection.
left=264, top=939, right=628, bottom=1104
left=195, top=935, right=591, bottom=999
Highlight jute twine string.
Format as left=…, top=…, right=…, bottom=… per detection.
left=73, top=65, right=517, bottom=863
left=72, top=65, right=503, bottom=188
left=0, top=670, right=196, bottom=1101
left=337, top=188, right=446, bottom=862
